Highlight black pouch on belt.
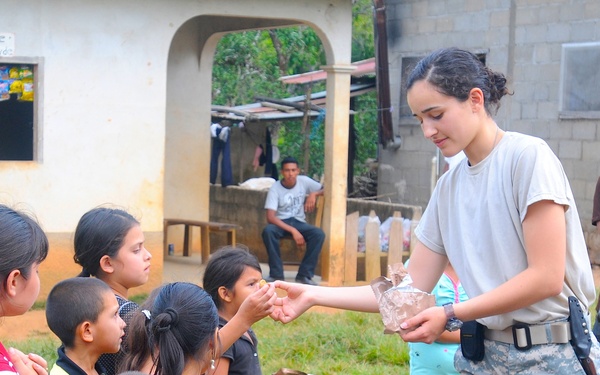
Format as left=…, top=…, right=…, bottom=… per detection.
left=568, top=296, right=597, bottom=375
left=461, top=320, right=485, bottom=362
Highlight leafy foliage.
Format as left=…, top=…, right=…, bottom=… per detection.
left=212, top=0, right=378, bottom=179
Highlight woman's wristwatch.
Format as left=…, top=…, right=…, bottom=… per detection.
left=443, top=302, right=463, bottom=331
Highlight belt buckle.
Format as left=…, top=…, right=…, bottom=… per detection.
left=512, top=323, right=532, bottom=351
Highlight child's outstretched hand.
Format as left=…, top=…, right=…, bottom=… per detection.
left=8, top=348, right=48, bottom=375
left=270, top=280, right=314, bottom=324
left=218, top=283, right=277, bottom=355
left=237, top=282, right=276, bottom=326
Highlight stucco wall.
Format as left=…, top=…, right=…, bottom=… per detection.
left=379, top=0, right=600, bottom=260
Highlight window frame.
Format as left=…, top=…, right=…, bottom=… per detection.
left=559, top=41, right=600, bottom=119
left=0, top=56, right=43, bottom=162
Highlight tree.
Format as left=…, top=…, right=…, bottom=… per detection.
left=212, top=0, right=377, bottom=180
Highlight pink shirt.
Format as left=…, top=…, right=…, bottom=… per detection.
left=0, top=342, right=18, bottom=375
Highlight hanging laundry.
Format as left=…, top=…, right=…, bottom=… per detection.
left=209, top=122, right=234, bottom=187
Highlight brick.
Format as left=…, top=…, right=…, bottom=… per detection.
left=584, top=1, right=600, bottom=17
left=435, top=17, right=456, bottom=33
left=428, top=1, right=447, bottom=16
left=532, top=122, right=551, bottom=139
left=559, top=3, right=586, bottom=22
left=549, top=122, right=573, bottom=138
left=515, top=7, right=539, bottom=26
left=490, top=9, right=510, bottom=27
left=533, top=44, right=553, bottom=63
left=572, top=123, right=597, bottom=140
left=418, top=18, right=437, bottom=33
left=538, top=101, right=558, bottom=120
left=466, top=0, right=485, bottom=12
left=519, top=102, right=538, bottom=120
left=558, top=140, right=582, bottom=159
left=526, top=24, right=550, bottom=43
left=570, top=20, right=598, bottom=42
left=538, top=5, right=561, bottom=23
left=572, top=160, right=599, bottom=180
left=546, top=23, right=571, bottom=43
left=582, top=142, right=600, bottom=160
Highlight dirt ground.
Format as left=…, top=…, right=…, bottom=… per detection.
left=2, top=260, right=600, bottom=343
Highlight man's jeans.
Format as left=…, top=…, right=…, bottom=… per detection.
left=210, top=129, right=233, bottom=187
left=262, top=218, right=325, bottom=279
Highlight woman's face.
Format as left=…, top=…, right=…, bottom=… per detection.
left=407, top=80, right=480, bottom=158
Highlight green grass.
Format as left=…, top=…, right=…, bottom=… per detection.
left=254, top=311, right=410, bottom=375
left=6, top=310, right=408, bottom=375
left=14, top=290, right=599, bottom=374
left=4, top=336, right=59, bottom=367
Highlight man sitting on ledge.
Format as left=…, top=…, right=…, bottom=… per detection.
left=262, top=156, right=324, bottom=286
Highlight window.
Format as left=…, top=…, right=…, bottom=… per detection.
left=398, top=52, right=486, bottom=125
left=559, top=42, right=600, bottom=119
left=0, top=57, right=41, bottom=161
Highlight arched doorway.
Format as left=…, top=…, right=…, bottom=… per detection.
left=164, top=8, right=355, bottom=285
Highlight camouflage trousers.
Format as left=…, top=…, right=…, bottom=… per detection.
left=455, top=321, right=600, bottom=374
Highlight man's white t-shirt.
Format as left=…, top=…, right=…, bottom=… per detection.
left=264, top=175, right=322, bottom=222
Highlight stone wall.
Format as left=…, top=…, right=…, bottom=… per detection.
left=378, top=0, right=600, bottom=263
left=209, top=185, right=422, bottom=264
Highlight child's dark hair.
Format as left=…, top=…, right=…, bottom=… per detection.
left=0, top=205, right=48, bottom=293
left=73, top=207, right=139, bottom=277
left=46, top=277, right=112, bottom=348
left=203, top=246, right=262, bottom=310
left=407, top=47, right=511, bottom=116
left=119, top=282, right=219, bottom=375
left=280, top=156, right=299, bottom=169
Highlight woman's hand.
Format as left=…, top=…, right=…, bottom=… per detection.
left=8, top=348, right=48, bottom=375
left=398, top=305, right=447, bottom=344
left=270, top=281, right=314, bottom=323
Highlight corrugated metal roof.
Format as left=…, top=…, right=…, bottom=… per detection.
left=278, top=58, right=375, bottom=84
left=211, top=81, right=375, bottom=122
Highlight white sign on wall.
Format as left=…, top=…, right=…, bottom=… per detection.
left=0, top=33, right=15, bottom=57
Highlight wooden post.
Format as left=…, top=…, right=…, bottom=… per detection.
left=387, top=211, right=404, bottom=273
left=344, top=211, right=359, bottom=284
left=365, top=210, right=381, bottom=281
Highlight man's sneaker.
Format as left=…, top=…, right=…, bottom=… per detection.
left=265, top=276, right=284, bottom=283
left=295, top=276, right=318, bottom=286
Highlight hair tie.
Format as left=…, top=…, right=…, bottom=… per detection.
left=164, top=307, right=179, bottom=327
left=141, top=309, right=151, bottom=320
left=155, top=307, right=179, bottom=333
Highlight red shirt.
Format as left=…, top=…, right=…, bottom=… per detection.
left=0, top=342, right=18, bottom=375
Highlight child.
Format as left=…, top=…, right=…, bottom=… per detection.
left=73, top=207, right=150, bottom=375
left=202, top=246, right=265, bottom=375
left=0, top=204, right=49, bottom=375
left=406, top=262, right=467, bottom=374
left=119, top=282, right=219, bottom=375
left=74, top=207, right=276, bottom=375
left=46, top=277, right=126, bottom=375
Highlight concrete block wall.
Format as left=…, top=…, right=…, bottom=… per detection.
left=380, top=0, right=600, bottom=261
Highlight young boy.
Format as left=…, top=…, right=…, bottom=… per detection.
left=46, top=277, right=126, bottom=375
